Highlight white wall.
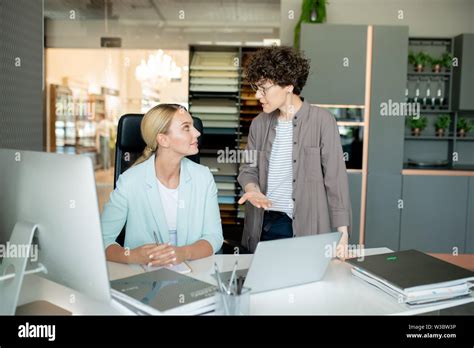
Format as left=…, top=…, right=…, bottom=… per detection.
left=281, top=0, right=474, bottom=45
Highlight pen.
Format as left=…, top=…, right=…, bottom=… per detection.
left=214, top=263, right=230, bottom=314
left=153, top=231, right=160, bottom=245
left=237, top=276, right=244, bottom=295
left=214, top=263, right=225, bottom=293
left=228, top=260, right=238, bottom=295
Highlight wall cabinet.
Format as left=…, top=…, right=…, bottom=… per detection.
left=300, top=24, right=367, bottom=105
left=400, top=175, right=469, bottom=253
left=467, top=177, right=474, bottom=253
left=453, top=34, right=474, bottom=110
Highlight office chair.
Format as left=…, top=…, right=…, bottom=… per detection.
left=113, top=113, right=202, bottom=188
left=112, top=113, right=248, bottom=254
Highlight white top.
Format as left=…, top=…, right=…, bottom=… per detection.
left=157, top=178, right=179, bottom=245
left=266, top=119, right=294, bottom=218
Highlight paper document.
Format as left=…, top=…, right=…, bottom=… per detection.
left=141, top=262, right=192, bottom=274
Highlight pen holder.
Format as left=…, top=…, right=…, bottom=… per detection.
left=214, top=287, right=251, bottom=315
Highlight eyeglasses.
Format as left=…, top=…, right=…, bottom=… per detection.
left=250, top=83, right=276, bottom=96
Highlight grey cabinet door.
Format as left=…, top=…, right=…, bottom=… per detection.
left=467, top=177, right=474, bottom=253
left=368, top=25, right=408, bottom=174
left=453, top=34, right=474, bottom=110
left=300, top=24, right=367, bottom=105
left=348, top=172, right=362, bottom=245
left=400, top=175, right=469, bottom=253
left=364, top=173, right=402, bottom=251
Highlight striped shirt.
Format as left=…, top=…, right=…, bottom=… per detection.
left=266, top=119, right=294, bottom=218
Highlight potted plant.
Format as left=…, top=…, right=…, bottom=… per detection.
left=293, top=0, right=328, bottom=49
left=408, top=51, right=429, bottom=72
left=434, top=115, right=451, bottom=137
left=457, top=117, right=473, bottom=137
left=407, top=116, right=428, bottom=136
left=441, top=52, right=453, bottom=71
left=429, top=56, right=443, bottom=73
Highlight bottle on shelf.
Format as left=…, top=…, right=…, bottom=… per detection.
left=424, top=80, right=432, bottom=109
left=413, top=80, right=420, bottom=105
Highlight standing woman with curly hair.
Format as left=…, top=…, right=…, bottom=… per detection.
left=238, top=46, right=352, bottom=258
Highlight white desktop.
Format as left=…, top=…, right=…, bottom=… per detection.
left=0, top=149, right=130, bottom=314
left=1, top=149, right=472, bottom=315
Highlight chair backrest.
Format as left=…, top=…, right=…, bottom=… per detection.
left=112, top=113, right=203, bottom=246
left=113, top=113, right=203, bottom=188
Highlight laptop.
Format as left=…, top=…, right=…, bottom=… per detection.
left=219, top=232, right=342, bottom=293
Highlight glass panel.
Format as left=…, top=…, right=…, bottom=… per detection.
left=339, top=126, right=364, bottom=170
left=327, top=107, right=364, bottom=122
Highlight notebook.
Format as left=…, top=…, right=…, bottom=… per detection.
left=110, top=268, right=217, bottom=315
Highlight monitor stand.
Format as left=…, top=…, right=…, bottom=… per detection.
left=0, top=221, right=46, bottom=315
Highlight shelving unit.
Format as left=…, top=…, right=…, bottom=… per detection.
left=50, top=84, right=74, bottom=150
left=187, top=46, right=269, bottom=244
left=49, top=83, right=113, bottom=165
left=404, top=37, right=474, bottom=170
left=188, top=46, right=241, bottom=227
left=404, top=37, right=456, bottom=169
left=452, top=111, right=474, bottom=168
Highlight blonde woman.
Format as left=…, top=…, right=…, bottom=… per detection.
left=101, top=104, right=223, bottom=267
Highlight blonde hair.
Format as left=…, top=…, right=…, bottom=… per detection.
left=133, top=104, right=185, bottom=166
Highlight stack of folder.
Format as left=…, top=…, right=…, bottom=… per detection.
left=347, top=250, right=474, bottom=306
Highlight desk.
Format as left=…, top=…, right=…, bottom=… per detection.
left=14, top=247, right=473, bottom=315
left=107, top=248, right=474, bottom=315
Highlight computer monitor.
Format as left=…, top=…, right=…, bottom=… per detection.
left=0, top=148, right=111, bottom=303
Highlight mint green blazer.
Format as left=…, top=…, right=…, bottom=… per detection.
left=101, top=155, right=223, bottom=253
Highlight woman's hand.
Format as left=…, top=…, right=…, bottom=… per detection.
left=147, top=245, right=190, bottom=267
left=130, top=243, right=177, bottom=266
left=165, top=246, right=189, bottom=265
left=238, top=191, right=272, bottom=209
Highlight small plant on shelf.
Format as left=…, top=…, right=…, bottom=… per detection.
left=407, top=116, right=428, bottom=136
left=434, top=115, right=451, bottom=137
left=429, top=56, right=443, bottom=73
left=428, top=52, right=453, bottom=73
left=408, top=51, right=429, bottom=72
left=457, top=117, right=473, bottom=137
left=441, top=52, right=453, bottom=71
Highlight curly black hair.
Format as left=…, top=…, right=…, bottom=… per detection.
left=245, top=46, right=311, bottom=95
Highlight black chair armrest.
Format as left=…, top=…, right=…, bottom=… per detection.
left=222, top=239, right=250, bottom=254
